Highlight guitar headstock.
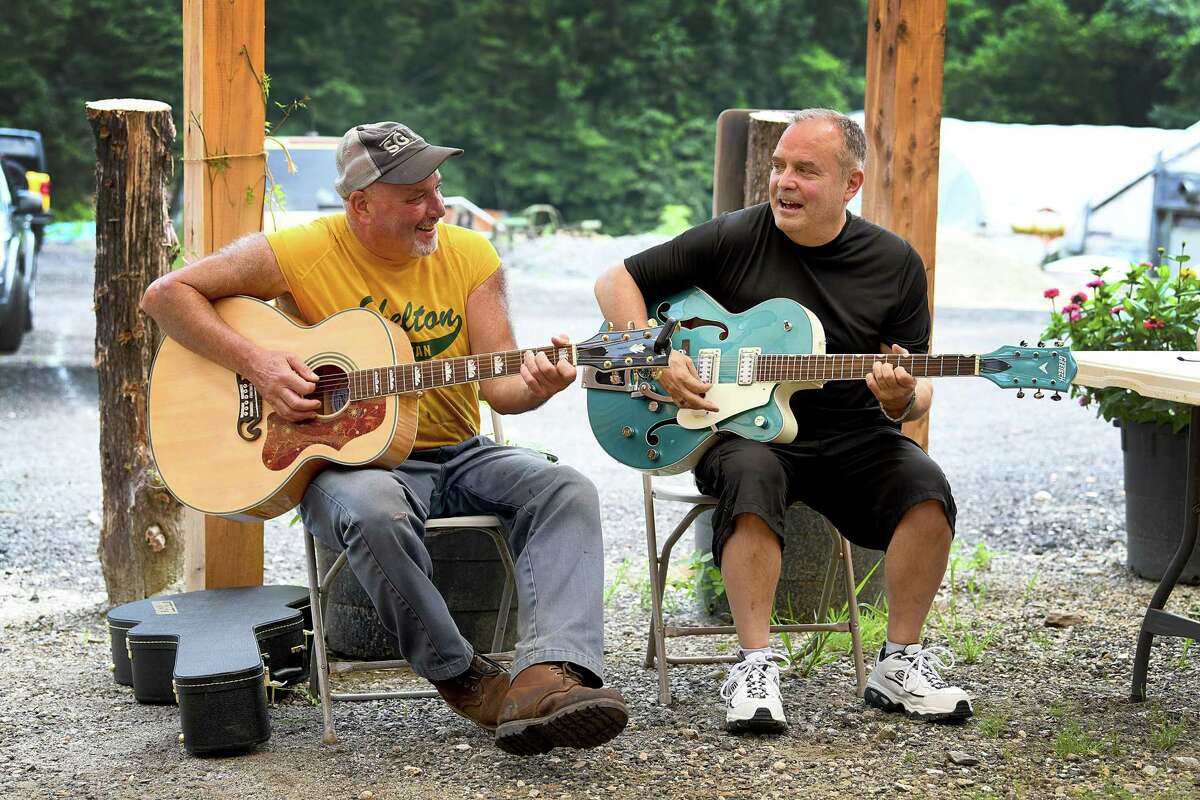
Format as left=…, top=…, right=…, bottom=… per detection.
left=576, top=319, right=677, bottom=372
left=980, top=341, right=1078, bottom=398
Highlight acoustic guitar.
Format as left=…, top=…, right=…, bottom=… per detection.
left=147, top=296, right=673, bottom=520
left=584, top=287, right=1078, bottom=474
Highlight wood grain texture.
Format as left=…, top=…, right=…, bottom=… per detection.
left=182, top=0, right=267, bottom=588
left=862, top=0, right=946, bottom=450
left=87, top=99, right=182, bottom=604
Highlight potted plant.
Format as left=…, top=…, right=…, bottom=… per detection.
left=1042, top=250, right=1199, bottom=582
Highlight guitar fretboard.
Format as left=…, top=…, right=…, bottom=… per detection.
left=341, top=345, right=575, bottom=402
left=754, top=353, right=979, bottom=382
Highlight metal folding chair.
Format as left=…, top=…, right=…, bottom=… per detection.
left=642, top=473, right=867, bottom=705
left=303, top=409, right=517, bottom=744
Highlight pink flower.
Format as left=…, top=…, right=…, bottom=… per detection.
left=1110, top=305, right=1123, bottom=316
left=1069, top=312, right=1082, bottom=322
left=1071, top=291, right=1088, bottom=304
left=1086, top=279, right=1105, bottom=289
left=1143, top=317, right=1166, bottom=330
left=1139, top=261, right=1153, bottom=268
left=1061, top=303, right=1080, bottom=314
left=1078, top=396, right=1091, bottom=407
left=1043, top=288, right=1060, bottom=299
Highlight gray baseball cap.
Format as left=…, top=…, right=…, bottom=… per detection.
left=334, top=122, right=463, bottom=198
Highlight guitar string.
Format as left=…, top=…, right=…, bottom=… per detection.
left=301, top=353, right=984, bottom=398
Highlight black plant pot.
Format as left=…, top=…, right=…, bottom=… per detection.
left=1120, top=420, right=1200, bottom=584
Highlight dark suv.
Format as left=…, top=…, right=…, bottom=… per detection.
left=0, top=128, right=52, bottom=251
left=0, top=157, right=42, bottom=353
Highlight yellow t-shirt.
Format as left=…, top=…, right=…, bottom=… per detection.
left=265, top=214, right=500, bottom=450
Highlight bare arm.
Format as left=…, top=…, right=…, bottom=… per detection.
left=468, top=268, right=575, bottom=414
left=594, top=262, right=716, bottom=412
left=139, top=234, right=320, bottom=421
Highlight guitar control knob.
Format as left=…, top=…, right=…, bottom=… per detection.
left=647, top=401, right=660, bottom=412
left=621, top=426, right=634, bottom=438
left=754, top=415, right=767, bottom=428
left=646, top=449, right=659, bottom=461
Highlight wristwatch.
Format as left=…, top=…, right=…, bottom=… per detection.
left=881, top=391, right=917, bottom=423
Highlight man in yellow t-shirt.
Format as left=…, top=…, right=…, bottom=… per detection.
left=140, top=122, right=627, bottom=755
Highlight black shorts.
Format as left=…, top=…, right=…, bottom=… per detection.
left=693, top=426, right=956, bottom=567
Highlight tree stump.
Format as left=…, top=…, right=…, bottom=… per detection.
left=743, top=110, right=794, bottom=208
left=87, top=98, right=185, bottom=604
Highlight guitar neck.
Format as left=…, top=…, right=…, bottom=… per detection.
left=343, top=344, right=576, bottom=401
left=755, top=353, right=980, bottom=382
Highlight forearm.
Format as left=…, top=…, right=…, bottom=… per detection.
left=483, top=374, right=548, bottom=415
left=140, top=278, right=261, bottom=376
left=595, top=263, right=651, bottom=331
left=884, top=377, right=932, bottom=422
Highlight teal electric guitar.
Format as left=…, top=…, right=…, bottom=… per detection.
left=584, top=288, right=1079, bottom=474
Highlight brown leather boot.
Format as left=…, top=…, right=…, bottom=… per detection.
left=494, top=663, right=628, bottom=755
left=430, top=654, right=511, bottom=731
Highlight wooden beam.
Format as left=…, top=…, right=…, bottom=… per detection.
left=861, top=0, right=946, bottom=450
left=181, top=0, right=266, bottom=590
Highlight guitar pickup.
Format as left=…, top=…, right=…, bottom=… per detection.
left=696, top=348, right=720, bottom=385
left=737, top=348, right=761, bottom=386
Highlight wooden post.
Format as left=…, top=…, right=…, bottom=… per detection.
left=87, top=99, right=185, bottom=604
left=182, top=0, right=267, bottom=589
left=861, top=0, right=946, bottom=450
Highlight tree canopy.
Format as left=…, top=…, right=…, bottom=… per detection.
left=0, top=0, right=1195, bottom=232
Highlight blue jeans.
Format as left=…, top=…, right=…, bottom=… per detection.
left=299, top=436, right=606, bottom=682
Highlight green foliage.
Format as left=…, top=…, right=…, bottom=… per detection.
left=775, top=559, right=888, bottom=676
left=1054, top=721, right=1103, bottom=758
left=1042, top=251, right=1199, bottom=431
left=4, top=1, right=1200, bottom=225
left=1151, top=713, right=1186, bottom=752
left=653, top=204, right=694, bottom=237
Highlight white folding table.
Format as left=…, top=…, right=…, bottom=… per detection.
left=1072, top=351, right=1200, bottom=700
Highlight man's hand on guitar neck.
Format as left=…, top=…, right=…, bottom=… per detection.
left=866, top=343, right=919, bottom=421
left=658, top=349, right=718, bottom=413
left=518, top=333, right=578, bottom=405
left=246, top=348, right=322, bottom=423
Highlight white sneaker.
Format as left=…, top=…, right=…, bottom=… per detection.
left=720, top=650, right=790, bottom=733
left=865, top=644, right=973, bottom=723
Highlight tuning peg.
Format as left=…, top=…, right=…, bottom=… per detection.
left=1054, top=340, right=1064, bottom=348
left=1019, top=340, right=1028, bottom=347
left=628, top=321, right=636, bottom=330
left=1051, top=391, right=1062, bottom=401
left=1037, top=340, right=1045, bottom=348
left=604, top=320, right=613, bottom=332
left=1016, top=389, right=1025, bottom=399
left=1034, top=389, right=1045, bottom=400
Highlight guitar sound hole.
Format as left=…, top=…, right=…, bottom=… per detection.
left=307, top=364, right=350, bottom=415
left=646, top=418, right=678, bottom=445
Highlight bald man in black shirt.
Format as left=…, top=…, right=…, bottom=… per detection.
left=595, top=109, right=971, bottom=733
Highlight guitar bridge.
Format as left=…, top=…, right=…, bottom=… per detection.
left=235, top=373, right=263, bottom=441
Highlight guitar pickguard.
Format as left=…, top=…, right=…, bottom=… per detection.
left=260, top=399, right=387, bottom=471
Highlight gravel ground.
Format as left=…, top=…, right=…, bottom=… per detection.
left=1, top=236, right=1197, bottom=799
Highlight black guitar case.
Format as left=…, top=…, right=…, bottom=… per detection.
left=108, top=585, right=311, bottom=755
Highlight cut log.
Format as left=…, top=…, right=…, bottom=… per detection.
left=742, top=110, right=794, bottom=208
left=87, top=98, right=184, bottom=604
